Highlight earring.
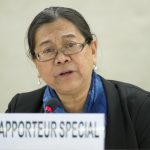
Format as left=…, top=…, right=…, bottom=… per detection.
left=37, top=75, right=41, bottom=85
left=94, top=64, right=98, bottom=71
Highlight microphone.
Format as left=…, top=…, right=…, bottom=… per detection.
left=44, top=98, right=60, bottom=113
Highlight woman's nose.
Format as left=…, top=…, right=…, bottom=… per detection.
left=54, top=51, right=71, bottom=65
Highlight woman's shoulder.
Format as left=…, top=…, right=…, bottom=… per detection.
left=6, top=86, right=46, bottom=113
left=101, top=76, right=150, bottom=99
left=108, top=79, right=150, bottom=101
left=102, top=76, right=150, bottom=120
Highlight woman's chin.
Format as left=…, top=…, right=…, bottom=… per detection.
left=55, top=82, right=82, bottom=95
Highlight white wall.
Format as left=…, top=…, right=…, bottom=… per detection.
left=0, top=0, right=150, bottom=112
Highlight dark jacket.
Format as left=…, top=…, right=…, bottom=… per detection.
left=6, top=77, right=150, bottom=149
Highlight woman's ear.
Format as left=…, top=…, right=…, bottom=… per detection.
left=32, top=59, right=42, bottom=85
left=90, top=39, right=97, bottom=65
left=32, top=59, right=38, bottom=68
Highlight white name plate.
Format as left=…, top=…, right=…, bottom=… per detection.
left=0, top=113, right=105, bottom=150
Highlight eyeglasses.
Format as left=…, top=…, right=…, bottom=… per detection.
left=35, top=40, right=88, bottom=62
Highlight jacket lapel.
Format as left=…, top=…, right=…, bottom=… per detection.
left=101, top=78, right=127, bottom=149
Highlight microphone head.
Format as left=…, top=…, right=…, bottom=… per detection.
left=45, top=98, right=60, bottom=113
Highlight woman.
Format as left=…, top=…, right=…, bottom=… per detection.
left=6, top=7, right=150, bottom=149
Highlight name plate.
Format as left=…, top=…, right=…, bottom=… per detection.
left=0, top=113, right=105, bottom=150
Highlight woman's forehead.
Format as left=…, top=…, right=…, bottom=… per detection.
left=35, top=19, right=84, bottom=45
left=36, top=18, right=81, bottom=35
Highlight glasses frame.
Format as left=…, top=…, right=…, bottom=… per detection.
left=35, top=40, right=88, bottom=62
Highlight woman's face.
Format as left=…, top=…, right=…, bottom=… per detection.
left=34, top=18, right=97, bottom=95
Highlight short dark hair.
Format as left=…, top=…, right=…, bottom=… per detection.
left=27, top=7, right=93, bottom=59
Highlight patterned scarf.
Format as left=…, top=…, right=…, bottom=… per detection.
left=43, top=71, right=107, bottom=114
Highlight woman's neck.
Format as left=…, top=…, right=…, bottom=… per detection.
left=57, top=85, right=90, bottom=113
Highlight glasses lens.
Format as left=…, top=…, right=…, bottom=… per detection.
left=36, top=41, right=87, bottom=61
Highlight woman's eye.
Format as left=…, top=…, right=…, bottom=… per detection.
left=43, top=48, right=54, bottom=54
left=66, top=42, right=76, bottom=48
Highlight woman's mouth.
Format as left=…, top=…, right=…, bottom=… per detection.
left=59, top=71, right=73, bottom=76
left=54, top=69, right=76, bottom=79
